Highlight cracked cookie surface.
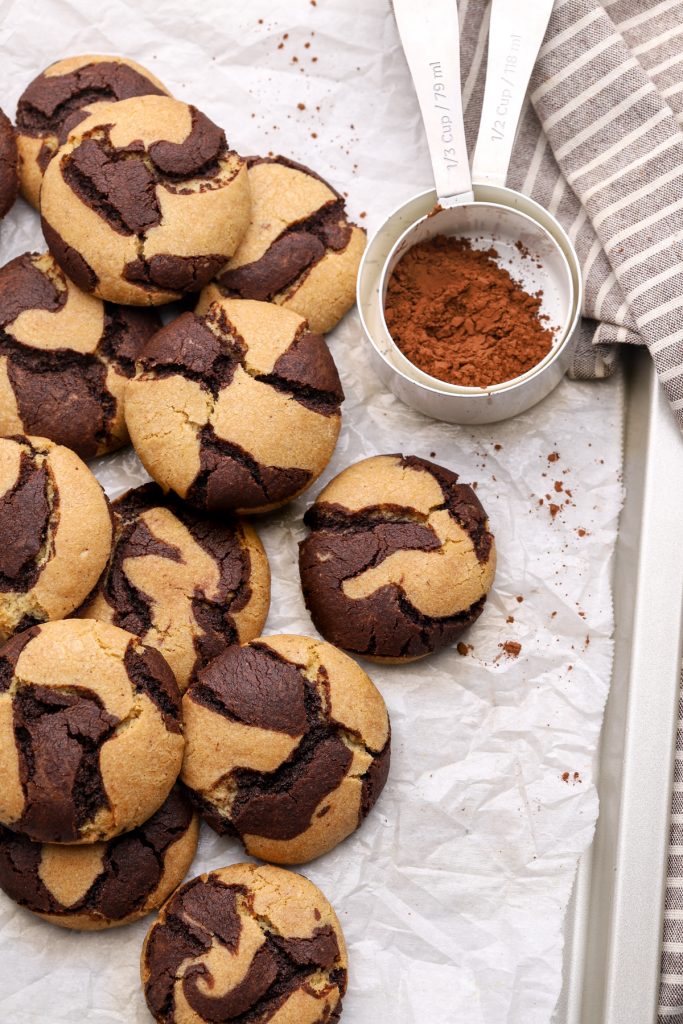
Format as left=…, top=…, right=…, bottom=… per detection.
left=0, top=251, right=160, bottom=458
left=0, top=434, right=112, bottom=642
left=0, top=618, right=184, bottom=843
left=181, top=634, right=390, bottom=864
left=0, top=108, right=18, bottom=219
left=141, top=861, right=348, bottom=1023
left=125, top=297, right=344, bottom=513
left=299, top=454, right=497, bottom=663
left=0, top=785, right=198, bottom=929
left=15, top=54, right=170, bottom=209
left=80, top=483, right=270, bottom=691
left=39, top=94, right=251, bottom=305
left=199, top=154, right=366, bottom=334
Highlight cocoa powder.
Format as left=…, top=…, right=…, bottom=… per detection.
left=384, top=235, right=556, bottom=387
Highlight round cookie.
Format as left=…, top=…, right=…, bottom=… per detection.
left=0, top=618, right=184, bottom=844
left=81, top=483, right=271, bottom=691
left=0, top=251, right=161, bottom=458
left=0, top=786, right=198, bottom=930
left=181, top=634, right=390, bottom=864
left=40, top=95, right=251, bottom=305
left=0, top=434, right=112, bottom=642
left=125, top=298, right=344, bottom=513
left=299, top=454, right=497, bottom=663
left=141, top=862, right=348, bottom=1024
left=15, top=54, right=170, bottom=209
left=199, top=154, right=366, bottom=334
left=0, top=108, right=18, bottom=218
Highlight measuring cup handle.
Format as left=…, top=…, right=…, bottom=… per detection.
left=392, top=0, right=474, bottom=207
left=471, top=0, right=554, bottom=188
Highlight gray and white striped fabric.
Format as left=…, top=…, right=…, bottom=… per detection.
left=458, top=0, right=683, bottom=426
left=661, top=672, right=683, bottom=1022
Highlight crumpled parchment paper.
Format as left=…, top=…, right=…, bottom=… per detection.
left=0, top=1, right=624, bottom=1021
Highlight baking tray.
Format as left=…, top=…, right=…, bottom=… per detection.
left=555, top=347, right=683, bottom=1024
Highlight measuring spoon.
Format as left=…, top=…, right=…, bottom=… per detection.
left=358, top=0, right=583, bottom=424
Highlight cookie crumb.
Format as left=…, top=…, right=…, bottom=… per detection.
left=548, top=451, right=560, bottom=462
left=499, top=641, right=521, bottom=658
left=506, top=615, right=514, bottom=624
left=516, top=595, right=524, bottom=603
left=456, top=642, right=472, bottom=656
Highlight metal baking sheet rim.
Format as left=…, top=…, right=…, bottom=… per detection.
left=556, top=348, right=683, bottom=1024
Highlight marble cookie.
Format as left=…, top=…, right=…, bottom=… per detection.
left=181, top=634, right=390, bottom=864
left=15, top=54, right=170, bottom=209
left=299, top=454, right=497, bottom=662
left=0, top=434, right=112, bottom=642
left=141, top=862, right=348, bottom=1023
left=125, top=298, right=344, bottom=513
left=0, top=619, right=184, bottom=844
left=200, top=154, right=366, bottom=334
left=40, top=95, right=251, bottom=305
left=81, top=483, right=270, bottom=691
left=0, top=251, right=160, bottom=458
left=0, top=786, right=198, bottom=929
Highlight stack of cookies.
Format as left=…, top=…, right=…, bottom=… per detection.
left=0, top=54, right=498, bottom=1024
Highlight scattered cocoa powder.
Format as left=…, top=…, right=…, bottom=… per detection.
left=384, top=235, right=555, bottom=387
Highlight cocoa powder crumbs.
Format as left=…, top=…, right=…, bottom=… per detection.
left=500, top=640, right=522, bottom=658
left=384, top=235, right=555, bottom=387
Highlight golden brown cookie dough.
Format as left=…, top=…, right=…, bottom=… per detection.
left=0, top=251, right=160, bottom=458
left=0, top=434, right=112, bottom=642
left=199, top=154, right=366, bottom=334
left=15, top=54, right=170, bottom=209
left=0, top=786, right=198, bottom=930
left=125, top=298, right=344, bottom=513
left=181, top=634, right=390, bottom=864
left=0, top=108, right=18, bottom=219
left=141, top=862, right=348, bottom=1024
left=81, top=483, right=270, bottom=692
left=0, top=618, right=184, bottom=844
left=299, top=454, right=497, bottom=662
left=40, top=95, right=251, bottom=305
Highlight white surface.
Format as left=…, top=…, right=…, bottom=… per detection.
left=0, top=2, right=624, bottom=1022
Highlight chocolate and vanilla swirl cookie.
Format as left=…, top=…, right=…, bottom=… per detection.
left=200, top=154, right=366, bottom=334
left=0, top=252, right=160, bottom=458
left=40, top=95, right=251, bottom=305
left=299, top=454, right=497, bottom=662
left=0, top=619, right=184, bottom=844
left=0, top=109, right=18, bottom=219
left=81, top=483, right=270, bottom=691
left=15, top=55, right=170, bottom=209
left=181, top=634, right=390, bottom=864
left=125, top=298, right=344, bottom=513
left=141, top=862, right=348, bottom=1024
left=0, top=787, right=198, bottom=930
left=0, top=435, right=112, bottom=642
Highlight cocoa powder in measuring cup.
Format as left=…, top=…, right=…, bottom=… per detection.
left=384, top=235, right=555, bottom=388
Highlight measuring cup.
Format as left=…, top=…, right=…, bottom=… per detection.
left=358, top=0, right=583, bottom=425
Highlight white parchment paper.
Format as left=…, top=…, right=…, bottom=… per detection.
left=0, top=1, right=624, bottom=1021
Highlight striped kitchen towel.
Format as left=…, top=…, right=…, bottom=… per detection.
left=457, top=0, right=683, bottom=426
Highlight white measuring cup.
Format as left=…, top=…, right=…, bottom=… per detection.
left=358, top=0, right=583, bottom=424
